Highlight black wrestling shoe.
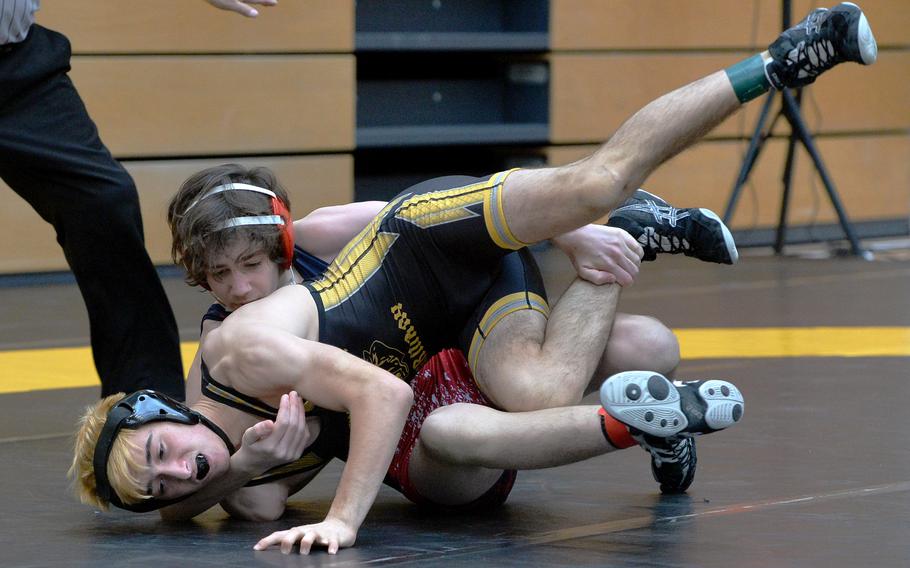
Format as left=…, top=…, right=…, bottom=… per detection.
left=599, top=371, right=744, bottom=438
left=765, top=2, right=877, bottom=90
left=607, top=190, right=738, bottom=264
left=634, top=433, right=698, bottom=494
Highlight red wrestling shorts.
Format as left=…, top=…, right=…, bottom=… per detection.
left=385, top=348, right=517, bottom=508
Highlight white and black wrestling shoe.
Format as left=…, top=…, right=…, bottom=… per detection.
left=637, top=434, right=697, bottom=494
left=765, top=2, right=877, bottom=90
left=599, top=371, right=744, bottom=437
left=607, top=190, right=738, bottom=265
left=599, top=371, right=744, bottom=494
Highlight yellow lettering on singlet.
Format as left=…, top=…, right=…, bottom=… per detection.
left=390, top=303, right=429, bottom=372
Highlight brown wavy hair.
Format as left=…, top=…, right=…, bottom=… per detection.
left=167, top=164, right=291, bottom=287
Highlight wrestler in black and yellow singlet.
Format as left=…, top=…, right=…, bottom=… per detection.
left=306, top=170, right=550, bottom=381
left=196, top=245, right=350, bottom=486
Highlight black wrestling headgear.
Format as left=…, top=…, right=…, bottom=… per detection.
left=92, top=390, right=235, bottom=513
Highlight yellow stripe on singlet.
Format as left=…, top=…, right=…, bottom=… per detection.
left=0, top=327, right=908, bottom=395
left=467, top=292, right=550, bottom=370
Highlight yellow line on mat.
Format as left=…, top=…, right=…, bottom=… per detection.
left=0, top=342, right=200, bottom=395
left=0, top=327, right=908, bottom=395
left=676, top=327, right=910, bottom=359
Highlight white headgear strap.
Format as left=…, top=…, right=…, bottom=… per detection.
left=216, top=215, right=286, bottom=231
left=184, top=182, right=278, bottom=213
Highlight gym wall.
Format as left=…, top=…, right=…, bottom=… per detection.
left=0, top=0, right=905, bottom=273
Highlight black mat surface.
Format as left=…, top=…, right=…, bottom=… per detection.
left=2, top=253, right=908, bottom=567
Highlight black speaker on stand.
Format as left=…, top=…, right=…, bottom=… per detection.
left=722, top=0, right=872, bottom=260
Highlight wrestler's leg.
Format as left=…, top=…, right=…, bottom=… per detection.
left=471, top=276, right=621, bottom=411
left=502, top=3, right=877, bottom=244
left=473, top=304, right=680, bottom=411
left=413, top=365, right=745, bottom=503
left=592, top=313, right=680, bottom=384
left=407, top=403, right=620, bottom=506
left=467, top=247, right=678, bottom=411
left=501, top=71, right=741, bottom=245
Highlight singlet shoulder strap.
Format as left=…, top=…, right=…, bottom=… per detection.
left=246, top=453, right=327, bottom=486
left=292, top=245, right=330, bottom=280
left=199, top=359, right=278, bottom=420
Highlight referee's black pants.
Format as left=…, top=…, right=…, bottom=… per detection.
left=0, top=25, right=184, bottom=399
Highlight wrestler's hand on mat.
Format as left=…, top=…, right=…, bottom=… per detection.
left=253, top=518, right=356, bottom=555
left=552, top=224, right=644, bottom=286
left=205, top=0, right=277, bottom=18
left=233, top=391, right=310, bottom=474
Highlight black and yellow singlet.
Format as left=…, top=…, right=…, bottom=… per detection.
left=305, top=171, right=550, bottom=380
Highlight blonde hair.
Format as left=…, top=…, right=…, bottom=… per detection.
left=69, top=393, right=152, bottom=510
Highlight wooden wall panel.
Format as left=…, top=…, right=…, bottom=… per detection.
left=0, top=155, right=353, bottom=273
left=803, top=51, right=910, bottom=132
left=551, top=52, right=908, bottom=144
left=69, top=55, right=355, bottom=157
left=36, top=0, right=353, bottom=53
left=552, top=0, right=778, bottom=50
left=546, top=135, right=910, bottom=229
left=552, top=0, right=909, bottom=50
left=552, top=53, right=766, bottom=143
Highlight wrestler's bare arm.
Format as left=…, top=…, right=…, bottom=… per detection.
left=295, top=199, right=640, bottom=287
left=220, top=466, right=325, bottom=521
left=292, top=201, right=386, bottom=263
left=205, top=285, right=413, bottom=552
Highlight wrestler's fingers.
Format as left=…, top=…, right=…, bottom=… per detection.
left=271, top=394, right=291, bottom=437
left=277, top=391, right=302, bottom=445
left=280, top=530, right=301, bottom=555
left=283, top=398, right=304, bottom=450
left=286, top=393, right=309, bottom=449
left=288, top=391, right=300, bottom=425
left=579, top=265, right=620, bottom=286
left=253, top=530, right=286, bottom=551
left=619, top=253, right=641, bottom=279
left=241, top=420, right=274, bottom=446
left=297, top=531, right=318, bottom=555
left=624, top=233, right=645, bottom=260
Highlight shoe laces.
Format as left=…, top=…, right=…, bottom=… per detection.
left=638, top=226, right=691, bottom=255
left=638, top=435, right=693, bottom=468
left=785, top=10, right=843, bottom=79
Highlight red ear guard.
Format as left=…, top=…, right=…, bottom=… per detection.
left=270, top=196, right=294, bottom=270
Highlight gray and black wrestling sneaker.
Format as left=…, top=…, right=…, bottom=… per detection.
left=635, top=433, right=698, bottom=494
left=765, top=2, right=877, bottom=90
left=599, top=371, right=744, bottom=438
left=607, top=190, right=738, bottom=264
left=599, top=371, right=744, bottom=494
